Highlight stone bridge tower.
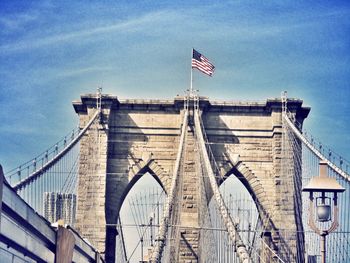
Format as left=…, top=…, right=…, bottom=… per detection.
left=73, top=94, right=310, bottom=262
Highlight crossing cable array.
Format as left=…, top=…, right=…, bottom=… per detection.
left=281, top=110, right=305, bottom=262
left=59, top=153, right=80, bottom=194
left=5, top=127, right=79, bottom=182
left=195, top=102, right=288, bottom=262
left=283, top=110, right=350, bottom=262
left=116, top=218, right=128, bottom=263
left=281, top=89, right=350, bottom=261
left=125, top=189, right=166, bottom=262
left=12, top=110, right=100, bottom=192
left=286, top=121, right=350, bottom=261
left=150, top=109, right=188, bottom=262
left=283, top=113, right=350, bottom=181
left=194, top=108, right=251, bottom=263
left=14, top=140, right=80, bottom=216
left=3, top=108, right=99, bottom=218
left=197, top=135, right=219, bottom=262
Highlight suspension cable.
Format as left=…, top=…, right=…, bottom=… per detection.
left=194, top=109, right=251, bottom=263
left=283, top=114, right=349, bottom=181
left=150, top=109, right=188, bottom=262
left=12, top=110, right=100, bottom=191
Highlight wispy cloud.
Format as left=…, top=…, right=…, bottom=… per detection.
left=57, top=66, right=113, bottom=78
left=0, top=10, right=175, bottom=54
left=202, top=7, right=350, bottom=42
left=0, top=124, right=38, bottom=135
left=0, top=11, right=39, bottom=31
left=4, top=4, right=344, bottom=55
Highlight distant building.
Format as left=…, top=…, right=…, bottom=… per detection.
left=43, top=192, right=77, bottom=226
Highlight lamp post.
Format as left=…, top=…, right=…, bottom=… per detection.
left=302, top=160, right=345, bottom=263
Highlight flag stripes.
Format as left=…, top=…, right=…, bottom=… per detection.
left=192, top=49, right=215, bottom=76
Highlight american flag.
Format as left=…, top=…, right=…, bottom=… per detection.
left=192, top=49, right=215, bottom=76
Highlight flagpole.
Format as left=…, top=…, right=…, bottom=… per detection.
left=190, top=48, right=193, bottom=97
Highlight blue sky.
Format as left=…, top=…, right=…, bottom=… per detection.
left=1, top=1, right=350, bottom=171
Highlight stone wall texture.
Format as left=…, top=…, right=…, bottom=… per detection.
left=73, top=95, right=310, bottom=263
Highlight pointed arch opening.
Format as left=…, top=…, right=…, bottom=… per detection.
left=118, top=171, right=166, bottom=262
left=202, top=171, right=263, bottom=262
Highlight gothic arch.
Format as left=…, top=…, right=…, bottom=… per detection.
left=222, top=161, right=271, bottom=229
left=222, top=161, right=297, bottom=260
left=114, top=158, right=169, bottom=220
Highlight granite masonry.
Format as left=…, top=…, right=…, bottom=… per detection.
left=73, top=94, right=310, bottom=263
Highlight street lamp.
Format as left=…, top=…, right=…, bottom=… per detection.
left=302, top=160, right=345, bottom=263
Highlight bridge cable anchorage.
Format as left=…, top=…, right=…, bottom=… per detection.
left=12, top=110, right=100, bottom=192
left=150, top=109, right=188, bottom=262
left=193, top=109, right=251, bottom=263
